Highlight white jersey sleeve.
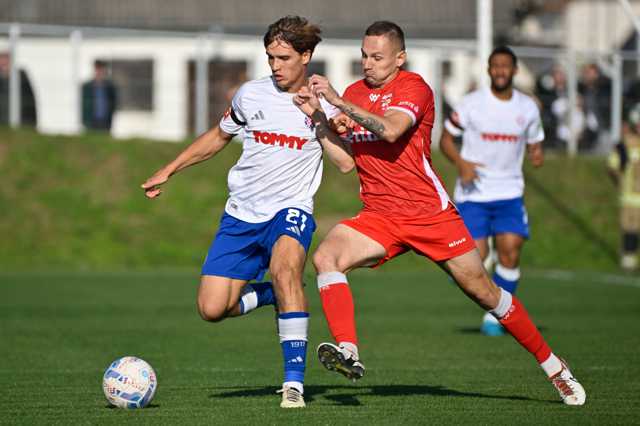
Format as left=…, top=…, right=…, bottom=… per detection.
left=219, top=84, right=248, bottom=135
left=320, top=98, right=340, bottom=120
left=444, top=96, right=471, bottom=137
left=525, top=105, right=545, bottom=144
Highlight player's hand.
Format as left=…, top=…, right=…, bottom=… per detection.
left=328, top=113, right=355, bottom=134
left=141, top=171, right=170, bottom=199
left=456, top=159, right=483, bottom=185
left=293, top=86, right=321, bottom=117
left=308, top=74, right=341, bottom=106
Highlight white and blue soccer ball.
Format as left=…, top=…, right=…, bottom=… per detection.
left=102, top=356, right=157, bottom=409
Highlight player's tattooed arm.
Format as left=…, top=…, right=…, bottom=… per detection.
left=339, top=104, right=386, bottom=139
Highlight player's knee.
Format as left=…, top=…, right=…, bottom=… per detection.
left=312, top=246, right=338, bottom=273
left=271, top=264, right=304, bottom=294
left=497, top=254, right=519, bottom=269
left=197, top=300, right=227, bottom=323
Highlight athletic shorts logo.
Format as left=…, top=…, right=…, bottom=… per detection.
left=448, top=237, right=467, bottom=248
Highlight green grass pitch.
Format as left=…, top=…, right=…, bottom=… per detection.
left=1, top=268, right=639, bottom=425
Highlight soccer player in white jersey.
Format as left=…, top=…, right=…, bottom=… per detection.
left=440, top=46, right=544, bottom=336
left=140, top=16, right=353, bottom=408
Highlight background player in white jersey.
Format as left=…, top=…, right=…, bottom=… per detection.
left=140, top=16, right=353, bottom=408
left=440, top=46, right=544, bottom=336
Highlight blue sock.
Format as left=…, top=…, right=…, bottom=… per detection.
left=492, top=264, right=520, bottom=294
left=238, top=282, right=276, bottom=314
left=278, top=312, right=308, bottom=392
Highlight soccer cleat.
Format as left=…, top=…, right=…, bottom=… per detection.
left=549, top=359, right=586, bottom=406
left=277, top=385, right=305, bottom=408
left=480, top=312, right=505, bottom=336
left=317, top=342, right=365, bottom=382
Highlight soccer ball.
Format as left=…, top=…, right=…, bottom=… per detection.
left=102, top=356, right=157, bottom=409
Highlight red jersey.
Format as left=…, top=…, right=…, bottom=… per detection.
left=343, top=70, right=450, bottom=218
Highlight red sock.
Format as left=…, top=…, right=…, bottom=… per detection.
left=319, top=282, right=358, bottom=345
left=499, top=296, right=552, bottom=363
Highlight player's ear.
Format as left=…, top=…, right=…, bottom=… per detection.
left=301, top=50, right=312, bottom=66
left=396, top=50, right=407, bottom=68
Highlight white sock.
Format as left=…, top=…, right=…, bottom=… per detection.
left=283, top=381, right=304, bottom=394
left=540, top=353, right=563, bottom=377
left=489, top=288, right=513, bottom=319
left=482, top=311, right=500, bottom=324
left=239, top=286, right=258, bottom=314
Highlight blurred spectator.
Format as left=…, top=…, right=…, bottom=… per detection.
left=536, top=65, right=568, bottom=149
left=578, top=63, right=611, bottom=150
left=82, top=60, right=117, bottom=131
left=535, top=64, right=587, bottom=150
left=0, top=52, right=37, bottom=126
left=607, top=103, right=640, bottom=272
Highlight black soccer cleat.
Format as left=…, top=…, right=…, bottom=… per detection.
left=317, top=342, right=365, bottom=382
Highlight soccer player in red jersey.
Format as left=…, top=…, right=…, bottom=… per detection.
left=299, top=21, right=586, bottom=405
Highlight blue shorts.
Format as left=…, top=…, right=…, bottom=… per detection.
left=201, top=207, right=317, bottom=281
left=456, top=197, right=529, bottom=240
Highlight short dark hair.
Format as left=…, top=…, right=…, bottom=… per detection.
left=489, top=45, right=517, bottom=67
left=263, top=16, right=322, bottom=55
left=94, top=59, right=108, bottom=69
left=365, top=21, right=405, bottom=51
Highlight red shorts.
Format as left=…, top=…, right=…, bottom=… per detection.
left=340, top=204, right=476, bottom=266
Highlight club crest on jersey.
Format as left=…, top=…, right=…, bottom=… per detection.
left=381, top=93, right=393, bottom=110
left=304, top=116, right=315, bottom=131
left=369, top=94, right=380, bottom=103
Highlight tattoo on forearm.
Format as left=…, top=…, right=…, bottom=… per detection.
left=340, top=105, right=385, bottom=137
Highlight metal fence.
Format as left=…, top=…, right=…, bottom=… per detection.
left=0, top=22, right=632, bottom=156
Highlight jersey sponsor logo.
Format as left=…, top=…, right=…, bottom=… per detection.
left=252, top=131, right=308, bottom=150
left=481, top=132, right=519, bottom=143
left=448, top=237, right=467, bottom=248
left=345, top=129, right=380, bottom=143
left=397, top=100, right=419, bottom=113
left=369, top=94, right=380, bottom=102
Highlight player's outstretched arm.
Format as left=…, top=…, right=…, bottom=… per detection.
left=308, top=75, right=412, bottom=143
left=294, top=87, right=355, bottom=173
left=527, top=142, right=544, bottom=168
left=141, top=126, right=234, bottom=198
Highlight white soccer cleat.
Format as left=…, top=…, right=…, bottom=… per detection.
left=550, top=359, right=586, bottom=406
left=317, top=342, right=365, bottom=382
left=277, top=385, right=305, bottom=408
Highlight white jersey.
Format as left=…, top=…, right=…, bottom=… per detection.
left=219, top=76, right=336, bottom=223
left=444, top=87, right=544, bottom=203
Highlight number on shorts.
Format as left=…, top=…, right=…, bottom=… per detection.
left=286, top=208, right=307, bottom=232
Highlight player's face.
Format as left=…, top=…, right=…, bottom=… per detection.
left=266, top=39, right=311, bottom=93
left=488, top=53, right=517, bottom=92
left=361, top=35, right=406, bottom=88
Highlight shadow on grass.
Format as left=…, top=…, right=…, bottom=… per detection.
left=210, top=384, right=537, bottom=406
